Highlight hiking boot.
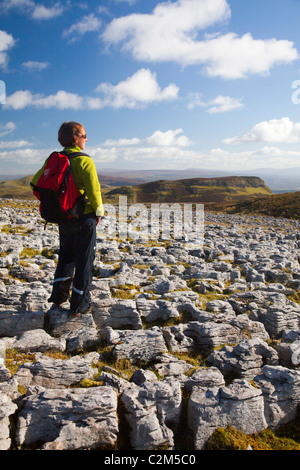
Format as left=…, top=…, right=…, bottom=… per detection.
left=49, top=303, right=66, bottom=311
left=68, top=305, right=92, bottom=319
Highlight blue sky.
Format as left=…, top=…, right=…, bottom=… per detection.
left=1, top=0, right=300, bottom=176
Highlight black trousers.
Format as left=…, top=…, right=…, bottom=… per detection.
left=49, top=213, right=96, bottom=313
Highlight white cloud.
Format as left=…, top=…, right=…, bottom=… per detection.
left=3, top=142, right=300, bottom=171
left=187, top=93, right=243, bottom=113
left=0, top=30, right=15, bottom=68
left=63, top=13, right=102, bottom=43
left=88, top=129, right=192, bottom=165
left=22, top=60, right=50, bottom=71
left=186, top=93, right=206, bottom=110
left=0, top=0, right=65, bottom=20
left=89, top=145, right=197, bottom=166
left=102, top=0, right=298, bottom=79
left=5, top=90, right=84, bottom=110
left=88, top=126, right=300, bottom=170
left=224, top=117, right=300, bottom=144
left=3, top=136, right=300, bottom=172
left=200, top=146, right=300, bottom=170
left=34, top=90, right=84, bottom=109
left=95, top=68, right=179, bottom=108
left=0, top=0, right=34, bottom=12
left=90, top=144, right=300, bottom=171
left=120, top=146, right=196, bottom=164
left=5, top=90, right=35, bottom=110
left=87, top=146, right=118, bottom=164
left=145, top=129, right=191, bottom=147
left=31, top=3, right=64, bottom=20
left=0, top=139, right=31, bottom=148
left=0, top=147, right=43, bottom=164
left=102, top=129, right=191, bottom=149
left=85, top=96, right=103, bottom=110
left=103, top=0, right=230, bottom=61
left=206, top=95, right=244, bottom=114
left=103, top=137, right=141, bottom=147
left=201, top=33, right=298, bottom=79
left=0, top=121, right=16, bottom=137
left=5, top=69, right=178, bottom=110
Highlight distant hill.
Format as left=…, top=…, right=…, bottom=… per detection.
left=0, top=175, right=34, bottom=199
left=100, top=167, right=300, bottom=193
left=105, top=176, right=272, bottom=204
left=0, top=174, right=272, bottom=204
left=209, top=191, right=300, bottom=220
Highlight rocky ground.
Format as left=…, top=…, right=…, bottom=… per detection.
left=0, top=198, right=300, bottom=450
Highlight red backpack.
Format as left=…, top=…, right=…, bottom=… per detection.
left=31, top=151, right=89, bottom=225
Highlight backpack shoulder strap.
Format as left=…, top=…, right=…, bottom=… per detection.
left=59, top=151, right=91, bottom=159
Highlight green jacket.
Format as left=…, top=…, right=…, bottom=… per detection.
left=31, top=146, right=104, bottom=217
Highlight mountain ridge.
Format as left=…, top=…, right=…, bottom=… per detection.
left=105, top=175, right=272, bottom=204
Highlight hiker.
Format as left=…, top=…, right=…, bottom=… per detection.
left=31, top=121, right=104, bottom=318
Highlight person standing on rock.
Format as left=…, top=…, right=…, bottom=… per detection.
left=31, top=121, right=104, bottom=318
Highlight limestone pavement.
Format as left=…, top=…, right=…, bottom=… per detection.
left=0, top=199, right=300, bottom=450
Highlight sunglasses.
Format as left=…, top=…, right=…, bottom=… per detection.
left=76, top=132, right=87, bottom=139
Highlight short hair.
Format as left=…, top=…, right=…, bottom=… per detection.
left=58, top=121, right=84, bottom=147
